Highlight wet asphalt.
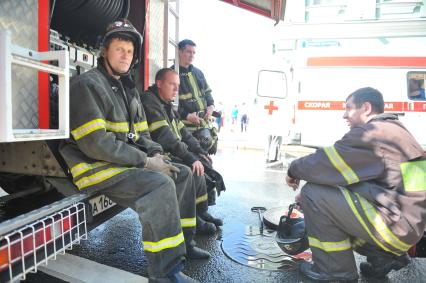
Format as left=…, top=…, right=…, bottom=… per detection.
left=21, top=140, right=426, bottom=282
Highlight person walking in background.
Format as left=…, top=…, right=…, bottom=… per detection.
left=215, top=101, right=224, bottom=132
left=231, top=105, right=238, bottom=125
left=239, top=102, right=248, bottom=132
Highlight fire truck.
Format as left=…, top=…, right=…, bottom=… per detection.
left=256, top=0, right=426, bottom=159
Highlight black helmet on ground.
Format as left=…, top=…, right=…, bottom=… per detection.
left=276, top=203, right=309, bottom=255
left=101, top=19, right=143, bottom=76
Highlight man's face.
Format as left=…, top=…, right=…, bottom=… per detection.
left=104, top=38, right=134, bottom=75
left=343, top=96, right=369, bottom=129
left=157, top=72, right=180, bottom=102
left=179, top=45, right=196, bottom=67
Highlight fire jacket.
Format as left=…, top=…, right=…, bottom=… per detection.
left=60, top=62, right=163, bottom=191
left=172, top=64, right=214, bottom=123
left=288, top=114, right=426, bottom=245
left=140, top=85, right=208, bottom=166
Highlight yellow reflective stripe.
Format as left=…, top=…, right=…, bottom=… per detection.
left=339, top=187, right=400, bottom=255
left=71, top=119, right=106, bottom=140
left=356, top=193, right=411, bottom=252
left=143, top=232, right=184, bottom=253
left=149, top=120, right=169, bottom=132
left=401, top=160, right=426, bottom=192
left=181, top=217, right=196, bottom=228
left=135, top=121, right=149, bottom=133
left=180, top=93, right=192, bottom=100
left=70, top=162, right=109, bottom=178
left=71, top=119, right=131, bottom=140
left=178, top=121, right=185, bottom=130
left=105, top=121, right=129, bottom=132
left=351, top=237, right=366, bottom=249
left=171, top=120, right=182, bottom=140
left=308, top=236, right=351, bottom=252
left=324, top=146, right=359, bottom=185
left=187, top=72, right=205, bottom=111
left=75, top=167, right=129, bottom=190
left=196, top=193, right=208, bottom=204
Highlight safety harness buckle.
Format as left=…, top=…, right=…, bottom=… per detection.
left=127, top=132, right=136, bottom=141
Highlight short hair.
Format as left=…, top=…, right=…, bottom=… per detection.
left=346, top=87, right=384, bottom=114
left=178, top=39, right=196, bottom=50
left=155, top=68, right=177, bottom=82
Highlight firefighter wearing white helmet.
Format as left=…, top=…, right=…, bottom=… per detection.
left=60, top=19, right=201, bottom=282
left=286, top=87, right=426, bottom=281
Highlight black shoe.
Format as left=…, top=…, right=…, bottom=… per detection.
left=187, top=245, right=211, bottom=260
left=149, top=271, right=200, bottom=283
left=299, top=262, right=358, bottom=282
left=199, top=211, right=223, bottom=226
left=196, top=216, right=217, bottom=235
left=360, top=253, right=410, bottom=278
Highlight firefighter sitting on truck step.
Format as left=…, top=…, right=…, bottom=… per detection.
left=286, top=87, right=426, bottom=281
left=171, top=39, right=219, bottom=157
left=140, top=68, right=226, bottom=236
left=59, top=19, right=204, bottom=283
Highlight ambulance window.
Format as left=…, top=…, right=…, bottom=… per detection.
left=257, top=70, right=287, bottom=99
left=407, top=72, right=426, bottom=101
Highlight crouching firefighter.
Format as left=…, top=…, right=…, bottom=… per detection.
left=140, top=68, right=226, bottom=237
left=59, top=19, right=202, bottom=282
left=285, top=87, right=426, bottom=281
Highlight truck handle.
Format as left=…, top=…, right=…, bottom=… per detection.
left=0, top=29, right=70, bottom=142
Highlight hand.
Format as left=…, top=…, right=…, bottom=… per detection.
left=192, top=160, right=204, bottom=176
left=154, top=153, right=171, bottom=162
left=204, top=105, right=214, bottom=120
left=294, top=193, right=303, bottom=212
left=199, top=154, right=212, bottom=163
left=286, top=175, right=300, bottom=191
left=146, top=155, right=180, bottom=179
left=186, top=112, right=201, bottom=125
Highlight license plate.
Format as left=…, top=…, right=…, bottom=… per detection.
left=89, top=194, right=116, bottom=216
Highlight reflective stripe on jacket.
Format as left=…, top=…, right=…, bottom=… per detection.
left=288, top=114, right=426, bottom=245
left=60, top=63, right=163, bottom=191
left=172, top=64, right=214, bottom=121
left=140, top=85, right=207, bottom=166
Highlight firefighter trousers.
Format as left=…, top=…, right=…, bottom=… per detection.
left=103, top=163, right=196, bottom=278
left=194, top=174, right=208, bottom=213
left=300, top=183, right=411, bottom=278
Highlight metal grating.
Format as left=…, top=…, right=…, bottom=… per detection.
left=149, top=0, right=166, bottom=85
left=0, top=0, right=39, bottom=129
left=0, top=202, right=87, bottom=283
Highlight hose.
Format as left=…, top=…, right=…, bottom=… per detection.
left=51, top=0, right=130, bottom=47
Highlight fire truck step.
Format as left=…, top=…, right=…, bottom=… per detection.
left=39, top=253, right=148, bottom=283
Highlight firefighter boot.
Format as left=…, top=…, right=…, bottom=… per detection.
left=198, top=210, right=223, bottom=227
left=149, top=262, right=200, bottom=283
left=196, top=215, right=216, bottom=235
left=356, top=242, right=411, bottom=278
left=185, top=237, right=211, bottom=260
left=360, top=253, right=410, bottom=278
left=299, top=262, right=359, bottom=282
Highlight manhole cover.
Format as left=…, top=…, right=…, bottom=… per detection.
left=221, top=225, right=311, bottom=271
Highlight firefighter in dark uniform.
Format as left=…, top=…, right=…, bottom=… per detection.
left=286, top=87, right=426, bottom=281
left=171, top=39, right=218, bottom=155
left=60, top=19, right=201, bottom=282
left=140, top=68, right=224, bottom=237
